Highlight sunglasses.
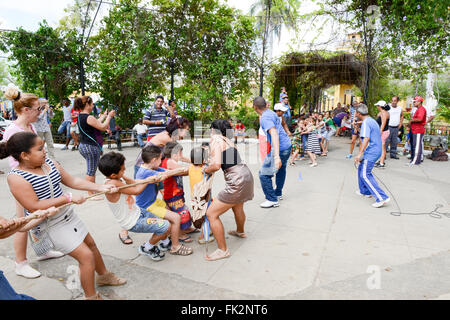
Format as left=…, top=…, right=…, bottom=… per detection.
left=27, top=106, right=45, bottom=112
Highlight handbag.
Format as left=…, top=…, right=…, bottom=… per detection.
left=28, top=163, right=56, bottom=256
left=77, top=116, right=104, bottom=155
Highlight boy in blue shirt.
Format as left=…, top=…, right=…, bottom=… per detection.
left=136, top=145, right=193, bottom=256
left=354, top=104, right=390, bottom=208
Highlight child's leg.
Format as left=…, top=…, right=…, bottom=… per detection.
left=14, top=201, right=27, bottom=263
left=149, top=228, right=170, bottom=245
left=68, top=241, right=96, bottom=298
left=163, top=210, right=181, bottom=248
left=83, top=233, right=107, bottom=276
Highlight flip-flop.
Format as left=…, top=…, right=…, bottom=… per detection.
left=228, top=231, right=247, bottom=238
left=179, top=235, right=193, bottom=243
left=119, top=233, right=133, bottom=245
left=185, top=228, right=200, bottom=234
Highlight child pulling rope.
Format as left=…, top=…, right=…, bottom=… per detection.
left=0, top=167, right=188, bottom=229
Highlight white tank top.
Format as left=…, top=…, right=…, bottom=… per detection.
left=105, top=185, right=140, bottom=230
left=388, top=106, right=402, bottom=127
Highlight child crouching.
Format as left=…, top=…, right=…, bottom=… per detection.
left=135, top=145, right=193, bottom=256
left=99, top=151, right=172, bottom=261
left=160, top=142, right=196, bottom=243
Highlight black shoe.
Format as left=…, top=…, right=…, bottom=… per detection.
left=390, top=155, right=399, bottom=159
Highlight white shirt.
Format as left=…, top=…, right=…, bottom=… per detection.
left=62, top=106, right=72, bottom=122
left=424, top=104, right=435, bottom=119
left=105, top=192, right=140, bottom=230
left=388, top=105, right=402, bottom=127
left=133, top=124, right=147, bottom=135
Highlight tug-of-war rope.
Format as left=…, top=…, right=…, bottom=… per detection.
left=0, top=167, right=189, bottom=229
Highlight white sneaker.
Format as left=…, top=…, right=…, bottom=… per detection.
left=15, top=261, right=41, bottom=278
left=260, top=200, right=280, bottom=208
left=355, top=190, right=372, bottom=198
left=36, top=250, right=64, bottom=261
left=372, top=197, right=390, bottom=208
left=310, top=163, right=318, bottom=167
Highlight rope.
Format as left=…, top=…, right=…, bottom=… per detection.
left=353, top=162, right=449, bottom=219
left=0, top=167, right=187, bottom=229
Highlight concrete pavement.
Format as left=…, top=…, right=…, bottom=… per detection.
left=0, top=136, right=449, bottom=300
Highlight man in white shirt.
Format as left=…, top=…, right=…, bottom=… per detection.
left=386, top=96, right=403, bottom=159
left=57, top=98, right=73, bottom=150
left=133, top=118, right=148, bottom=148
left=33, top=98, right=56, bottom=159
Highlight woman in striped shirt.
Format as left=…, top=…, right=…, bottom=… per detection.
left=1, top=132, right=125, bottom=300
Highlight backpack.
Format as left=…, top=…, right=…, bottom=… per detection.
left=427, top=148, right=448, bottom=162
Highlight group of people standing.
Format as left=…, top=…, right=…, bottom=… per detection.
left=0, top=84, right=437, bottom=300
left=0, top=89, right=260, bottom=300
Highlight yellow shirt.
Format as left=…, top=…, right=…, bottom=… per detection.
left=188, top=165, right=203, bottom=194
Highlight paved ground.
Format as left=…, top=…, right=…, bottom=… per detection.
left=1, top=136, right=449, bottom=300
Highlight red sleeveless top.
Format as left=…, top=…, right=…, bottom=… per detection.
left=160, top=158, right=184, bottom=200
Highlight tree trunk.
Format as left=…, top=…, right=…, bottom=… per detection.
left=426, top=72, right=437, bottom=117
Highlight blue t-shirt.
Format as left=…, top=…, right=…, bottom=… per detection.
left=260, top=109, right=292, bottom=152
left=135, top=167, right=166, bottom=209
left=360, top=117, right=382, bottom=163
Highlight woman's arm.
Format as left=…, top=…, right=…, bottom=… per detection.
left=86, top=114, right=112, bottom=131
left=204, top=138, right=222, bottom=174
left=381, top=111, right=388, bottom=132
left=281, top=117, right=291, bottom=136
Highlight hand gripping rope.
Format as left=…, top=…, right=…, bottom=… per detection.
left=0, top=167, right=188, bottom=229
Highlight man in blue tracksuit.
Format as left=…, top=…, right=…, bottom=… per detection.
left=354, top=104, right=390, bottom=208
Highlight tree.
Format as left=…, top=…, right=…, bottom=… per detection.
left=88, top=0, right=165, bottom=127
left=250, top=0, right=301, bottom=96
left=0, top=22, right=81, bottom=104
left=177, top=0, right=257, bottom=116
left=376, top=0, right=449, bottom=115
left=0, top=60, right=13, bottom=87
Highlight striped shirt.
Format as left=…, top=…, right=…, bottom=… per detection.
left=350, top=107, right=356, bottom=124
left=144, top=106, right=170, bottom=137
left=9, top=158, right=64, bottom=210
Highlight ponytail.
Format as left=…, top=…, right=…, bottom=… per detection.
left=0, top=132, right=38, bottom=162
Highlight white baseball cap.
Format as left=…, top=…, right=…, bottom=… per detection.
left=274, top=103, right=288, bottom=112
left=374, top=100, right=387, bottom=107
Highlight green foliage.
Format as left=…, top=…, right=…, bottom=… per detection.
left=0, top=22, right=81, bottom=105
left=0, top=60, right=11, bottom=87
left=88, top=0, right=165, bottom=128
left=377, top=0, right=449, bottom=79
left=229, top=105, right=260, bottom=131
left=436, top=106, right=450, bottom=123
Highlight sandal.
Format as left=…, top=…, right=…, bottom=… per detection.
left=228, top=230, right=247, bottom=238
left=185, top=228, right=200, bottom=234
left=170, top=244, right=193, bottom=256
left=205, top=248, right=231, bottom=261
left=179, top=235, right=193, bottom=243
left=119, top=233, right=133, bottom=245
left=289, top=162, right=296, bottom=166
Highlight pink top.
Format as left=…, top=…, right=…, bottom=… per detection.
left=3, top=122, right=37, bottom=169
